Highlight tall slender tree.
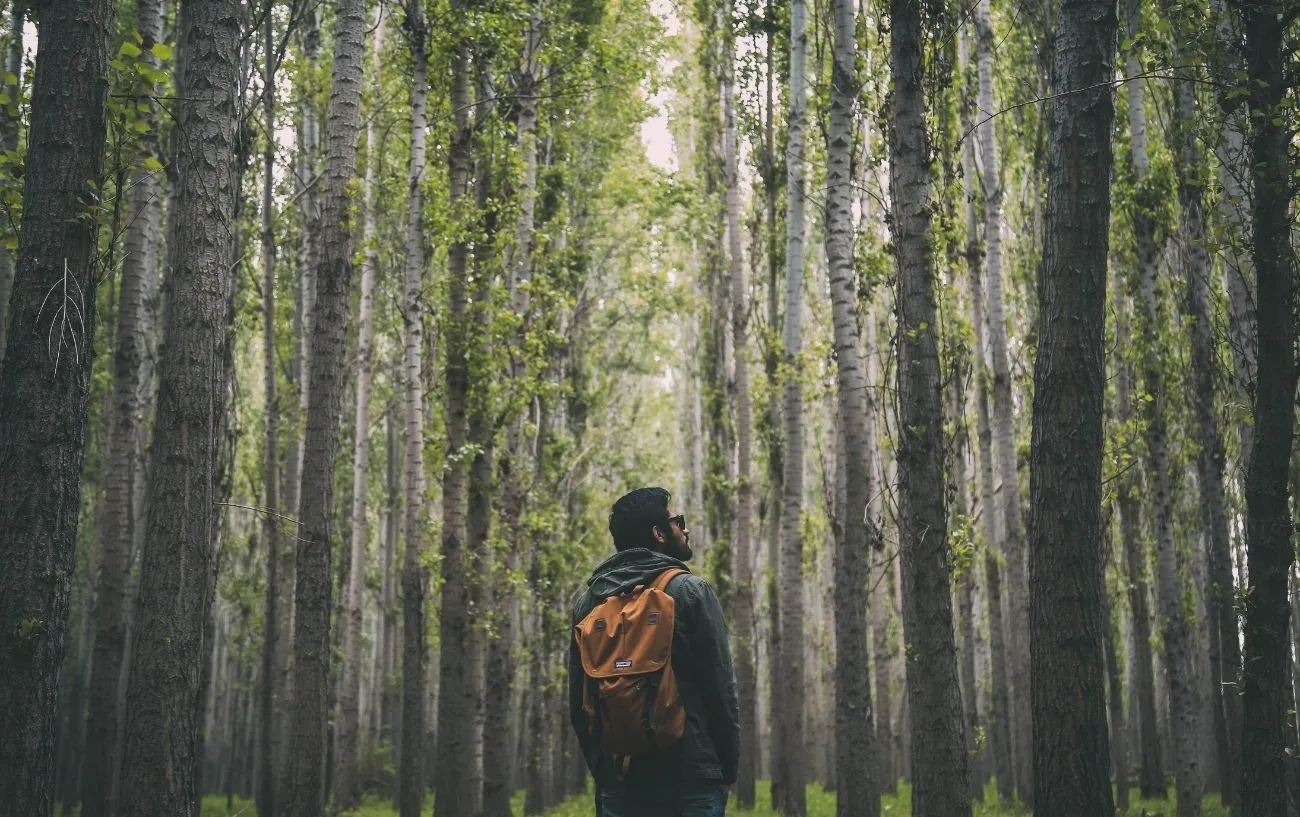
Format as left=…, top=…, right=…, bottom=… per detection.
left=435, top=2, right=478, bottom=813
left=82, top=2, right=166, bottom=815
left=825, top=0, right=876, bottom=813
left=776, top=0, right=808, bottom=812
left=972, top=0, right=1031, bottom=799
left=116, top=1, right=242, bottom=814
left=289, top=0, right=367, bottom=812
left=1125, top=3, right=1202, bottom=812
left=399, top=4, right=431, bottom=815
left=1113, top=260, right=1164, bottom=799
left=257, top=5, right=280, bottom=815
left=722, top=0, right=759, bottom=806
left=335, top=7, right=387, bottom=808
left=0, top=2, right=112, bottom=813
left=1164, top=1, right=1240, bottom=802
left=1232, top=0, right=1296, bottom=811
left=1026, top=0, right=1118, bottom=814
left=888, top=0, right=971, bottom=808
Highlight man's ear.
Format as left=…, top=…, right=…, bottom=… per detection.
left=651, top=524, right=666, bottom=544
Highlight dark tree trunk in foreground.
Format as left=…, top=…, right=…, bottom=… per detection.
left=825, top=0, right=876, bottom=813
left=289, top=0, right=366, bottom=813
left=1026, top=0, right=1117, bottom=814
left=116, top=2, right=241, bottom=815
left=1234, top=0, right=1297, bottom=812
left=83, top=2, right=165, bottom=815
left=888, top=0, right=970, bottom=811
left=0, top=2, right=111, bottom=813
left=435, top=5, right=477, bottom=814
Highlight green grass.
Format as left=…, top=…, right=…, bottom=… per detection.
left=197, top=782, right=1234, bottom=817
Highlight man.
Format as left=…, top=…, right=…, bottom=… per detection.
left=568, top=487, right=740, bottom=817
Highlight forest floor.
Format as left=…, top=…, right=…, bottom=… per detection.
left=195, top=781, right=1231, bottom=817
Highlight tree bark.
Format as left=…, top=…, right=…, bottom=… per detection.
left=334, top=7, right=386, bottom=809
left=1233, top=0, right=1296, bottom=812
left=721, top=2, right=759, bottom=806
left=1125, top=5, right=1202, bottom=812
left=1103, top=543, right=1130, bottom=813
left=888, top=0, right=971, bottom=810
left=83, top=4, right=166, bottom=816
left=115, top=2, right=241, bottom=814
left=825, top=0, right=877, bottom=812
left=973, top=4, right=1032, bottom=799
left=1026, top=0, right=1117, bottom=813
left=258, top=6, right=280, bottom=816
left=399, top=9, right=430, bottom=817
left=434, top=4, right=477, bottom=813
left=289, top=0, right=366, bottom=812
left=776, top=1, right=808, bottom=812
left=0, top=3, right=111, bottom=813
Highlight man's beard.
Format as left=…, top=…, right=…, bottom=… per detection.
left=664, top=535, right=692, bottom=563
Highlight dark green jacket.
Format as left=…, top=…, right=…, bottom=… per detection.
left=568, top=548, right=740, bottom=790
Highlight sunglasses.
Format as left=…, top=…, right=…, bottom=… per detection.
left=668, top=514, right=686, bottom=530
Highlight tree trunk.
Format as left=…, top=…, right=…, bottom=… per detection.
left=1167, top=9, right=1240, bottom=805
left=961, top=27, right=1014, bottom=803
left=825, top=0, right=876, bottom=812
left=399, top=10, right=430, bottom=817
left=1114, top=266, right=1165, bottom=799
left=1026, top=0, right=1117, bottom=813
left=464, top=62, right=497, bottom=814
left=83, top=4, right=166, bottom=816
left=258, top=6, right=280, bottom=816
left=973, top=4, right=1031, bottom=799
left=115, top=2, right=240, bottom=814
left=1233, top=0, right=1296, bottom=811
left=1125, top=5, right=1202, bottom=812
left=721, top=3, right=759, bottom=806
left=0, top=2, right=111, bottom=813
left=776, top=1, right=807, bottom=812
left=762, top=0, right=786, bottom=797
left=888, top=0, right=970, bottom=810
left=289, top=0, right=366, bottom=812
left=335, top=7, right=386, bottom=809
left=867, top=307, right=898, bottom=799
left=434, top=4, right=477, bottom=813
left=1104, top=545, right=1130, bottom=813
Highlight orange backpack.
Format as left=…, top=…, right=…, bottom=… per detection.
left=574, top=567, right=688, bottom=764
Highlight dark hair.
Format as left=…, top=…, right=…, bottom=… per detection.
left=608, top=487, right=672, bottom=551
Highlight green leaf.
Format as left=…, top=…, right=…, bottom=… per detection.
left=143, top=156, right=163, bottom=172
left=119, top=41, right=142, bottom=58
left=150, top=42, right=173, bottom=61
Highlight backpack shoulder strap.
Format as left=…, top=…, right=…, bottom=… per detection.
left=650, top=567, right=688, bottom=594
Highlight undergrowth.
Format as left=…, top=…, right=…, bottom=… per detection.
left=197, top=780, right=1233, bottom=817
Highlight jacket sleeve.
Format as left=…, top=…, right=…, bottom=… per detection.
left=568, top=604, right=599, bottom=776
left=683, top=576, right=741, bottom=785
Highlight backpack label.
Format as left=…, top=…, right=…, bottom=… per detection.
left=615, top=659, right=632, bottom=669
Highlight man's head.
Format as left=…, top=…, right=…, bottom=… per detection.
left=608, top=486, right=692, bottom=561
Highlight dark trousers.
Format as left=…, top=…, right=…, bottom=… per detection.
left=597, top=783, right=728, bottom=817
